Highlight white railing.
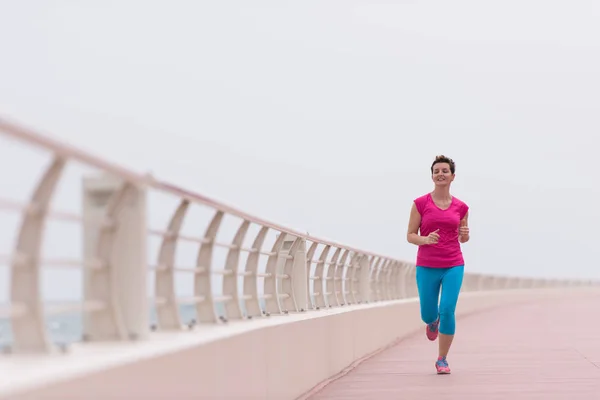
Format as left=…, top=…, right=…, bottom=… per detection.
left=0, top=116, right=593, bottom=355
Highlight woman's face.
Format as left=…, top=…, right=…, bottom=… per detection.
left=431, top=162, right=454, bottom=187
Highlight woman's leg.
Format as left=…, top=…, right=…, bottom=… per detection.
left=438, top=266, right=465, bottom=359
left=415, top=266, right=442, bottom=339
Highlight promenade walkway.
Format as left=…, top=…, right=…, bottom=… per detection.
left=307, top=294, right=600, bottom=399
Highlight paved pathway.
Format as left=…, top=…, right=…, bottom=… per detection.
left=309, top=294, right=600, bottom=399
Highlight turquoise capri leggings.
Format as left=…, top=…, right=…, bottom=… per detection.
left=416, top=265, right=464, bottom=335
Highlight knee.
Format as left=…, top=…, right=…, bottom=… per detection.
left=420, top=307, right=438, bottom=325
left=438, top=309, right=456, bottom=335
left=439, top=304, right=456, bottom=318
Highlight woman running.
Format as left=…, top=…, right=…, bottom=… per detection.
left=406, top=155, right=470, bottom=374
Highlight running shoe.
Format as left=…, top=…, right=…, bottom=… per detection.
left=426, top=318, right=439, bottom=341
left=435, top=356, right=451, bottom=374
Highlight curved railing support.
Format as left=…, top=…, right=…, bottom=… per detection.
left=195, top=211, right=224, bottom=323
left=348, top=253, right=359, bottom=304
left=305, top=241, right=318, bottom=310
left=11, top=157, right=66, bottom=353
left=242, top=226, right=269, bottom=318
left=155, top=199, right=190, bottom=330
left=378, top=259, right=391, bottom=301
left=396, top=263, right=407, bottom=299
left=333, top=249, right=350, bottom=306
left=313, top=245, right=331, bottom=309
left=384, top=261, right=395, bottom=300
left=222, top=219, right=250, bottom=320
left=407, top=265, right=417, bottom=298
left=357, top=254, right=371, bottom=303
left=368, top=256, right=379, bottom=302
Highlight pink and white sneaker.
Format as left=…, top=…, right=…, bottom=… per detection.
left=426, top=319, right=439, bottom=341
left=435, top=356, right=451, bottom=374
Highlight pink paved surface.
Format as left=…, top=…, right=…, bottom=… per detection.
left=309, top=295, right=600, bottom=399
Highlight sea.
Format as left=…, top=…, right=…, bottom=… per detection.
left=0, top=302, right=235, bottom=348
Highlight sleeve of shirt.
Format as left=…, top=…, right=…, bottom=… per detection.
left=414, top=195, right=426, bottom=215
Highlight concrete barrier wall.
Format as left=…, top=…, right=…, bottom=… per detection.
left=5, top=287, right=599, bottom=400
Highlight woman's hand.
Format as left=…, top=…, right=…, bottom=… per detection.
left=423, top=229, right=440, bottom=245
left=459, top=218, right=470, bottom=243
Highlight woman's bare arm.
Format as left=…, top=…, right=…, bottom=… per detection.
left=407, top=203, right=438, bottom=246
left=459, top=211, right=470, bottom=243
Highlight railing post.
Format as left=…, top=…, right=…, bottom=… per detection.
left=289, top=237, right=308, bottom=312
left=279, top=235, right=307, bottom=313
left=324, top=248, right=341, bottom=308
left=357, top=254, right=371, bottom=303
left=264, top=232, right=286, bottom=315
left=82, top=174, right=149, bottom=341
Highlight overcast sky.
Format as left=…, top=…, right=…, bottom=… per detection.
left=0, top=1, right=598, bottom=301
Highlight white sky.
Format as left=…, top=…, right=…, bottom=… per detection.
left=0, top=1, right=598, bottom=301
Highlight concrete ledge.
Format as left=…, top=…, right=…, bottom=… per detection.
left=2, top=287, right=599, bottom=400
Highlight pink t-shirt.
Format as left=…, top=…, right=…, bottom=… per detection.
left=414, top=193, right=469, bottom=268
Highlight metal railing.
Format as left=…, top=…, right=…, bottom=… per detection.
left=0, top=116, right=592, bottom=355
